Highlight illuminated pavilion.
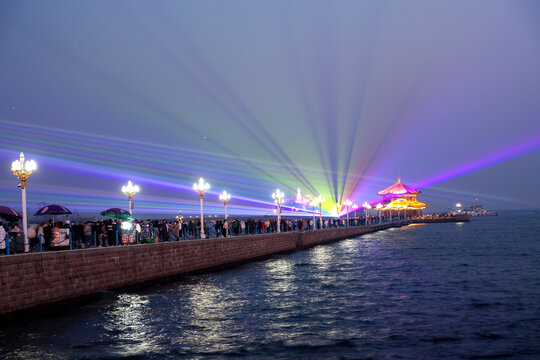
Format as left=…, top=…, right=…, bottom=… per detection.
left=377, top=178, right=427, bottom=218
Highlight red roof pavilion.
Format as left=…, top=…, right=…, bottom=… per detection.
left=377, top=178, right=421, bottom=196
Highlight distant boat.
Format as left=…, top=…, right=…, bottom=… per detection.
left=463, top=200, right=500, bottom=217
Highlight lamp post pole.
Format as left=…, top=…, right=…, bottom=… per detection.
left=11, top=152, right=37, bottom=253
left=122, top=181, right=140, bottom=216
left=352, top=203, right=358, bottom=225
left=193, top=178, right=210, bottom=239
left=316, top=195, right=324, bottom=229
left=272, top=189, right=284, bottom=233
left=376, top=203, right=383, bottom=223
left=343, top=199, right=352, bottom=226
left=335, top=203, right=341, bottom=226
left=363, top=202, right=371, bottom=226
left=219, top=191, right=231, bottom=236
left=309, top=200, right=316, bottom=230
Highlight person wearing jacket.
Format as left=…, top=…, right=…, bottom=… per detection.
left=0, top=222, right=6, bottom=255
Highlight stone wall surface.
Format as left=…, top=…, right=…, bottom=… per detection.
left=0, top=217, right=468, bottom=316
left=0, top=232, right=297, bottom=316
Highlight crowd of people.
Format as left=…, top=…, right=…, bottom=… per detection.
left=0, top=214, right=400, bottom=255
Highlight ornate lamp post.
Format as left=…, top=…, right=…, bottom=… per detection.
left=334, top=203, right=341, bottom=227
left=343, top=199, right=352, bottom=226
left=352, top=203, right=358, bottom=224
left=193, top=178, right=210, bottom=239
left=315, top=195, right=324, bottom=229
left=376, top=203, right=383, bottom=223
left=122, top=180, right=140, bottom=216
left=363, top=202, right=371, bottom=225
left=456, top=203, right=462, bottom=214
left=272, top=189, right=284, bottom=233
left=219, top=190, right=231, bottom=236
left=11, top=152, right=37, bottom=253
left=309, top=199, right=317, bottom=230
left=404, top=205, right=409, bottom=220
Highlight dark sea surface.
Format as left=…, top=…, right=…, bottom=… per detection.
left=1, top=212, right=540, bottom=359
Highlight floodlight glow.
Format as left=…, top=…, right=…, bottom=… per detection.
left=219, top=190, right=231, bottom=202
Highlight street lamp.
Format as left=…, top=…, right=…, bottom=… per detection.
left=334, top=203, right=341, bottom=217
left=314, top=195, right=324, bottom=229
left=343, top=199, right=352, bottom=226
left=456, top=203, right=462, bottom=213
left=272, top=189, right=284, bottom=233
left=363, top=201, right=371, bottom=225
left=376, top=203, right=383, bottom=223
left=404, top=205, right=409, bottom=220
left=334, top=203, right=342, bottom=227
left=122, top=180, right=140, bottom=216
left=309, top=199, right=317, bottom=230
left=219, top=190, right=231, bottom=236
left=193, top=177, right=210, bottom=239
left=11, top=152, right=37, bottom=253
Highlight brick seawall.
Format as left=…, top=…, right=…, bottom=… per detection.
left=0, top=216, right=468, bottom=316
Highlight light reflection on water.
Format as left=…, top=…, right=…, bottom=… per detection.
left=1, top=213, right=539, bottom=359
left=103, top=294, right=158, bottom=357
left=310, top=246, right=334, bottom=272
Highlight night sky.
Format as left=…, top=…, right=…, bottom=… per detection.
left=1, top=0, right=539, bottom=217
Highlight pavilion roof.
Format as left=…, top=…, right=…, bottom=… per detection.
left=377, top=178, right=421, bottom=196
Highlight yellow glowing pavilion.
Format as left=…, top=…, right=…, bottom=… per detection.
left=377, top=178, right=426, bottom=216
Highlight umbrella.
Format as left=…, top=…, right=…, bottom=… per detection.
left=101, top=208, right=134, bottom=221
left=34, top=204, right=72, bottom=216
left=34, top=204, right=72, bottom=226
left=0, top=206, right=22, bottom=222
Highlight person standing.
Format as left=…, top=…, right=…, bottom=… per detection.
left=28, top=223, right=38, bottom=251
left=222, top=220, right=228, bottom=237
left=134, top=221, right=141, bottom=242
left=173, top=221, right=180, bottom=241
left=0, top=222, right=6, bottom=255
left=240, top=220, right=245, bottom=235
left=160, top=220, right=169, bottom=241
left=37, top=223, right=44, bottom=249
left=83, top=222, right=92, bottom=248
left=106, top=220, right=115, bottom=246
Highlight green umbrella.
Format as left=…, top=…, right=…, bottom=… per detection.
left=100, top=208, right=134, bottom=221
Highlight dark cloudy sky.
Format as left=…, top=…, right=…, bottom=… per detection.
left=1, top=0, right=539, bottom=216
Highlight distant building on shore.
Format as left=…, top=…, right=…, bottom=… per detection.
left=377, top=178, right=427, bottom=217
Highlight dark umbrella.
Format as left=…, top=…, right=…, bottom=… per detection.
left=0, top=206, right=22, bottom=222
left=34, top=204, right=72, bottom=216
left=101, top=208, right=134, bottom=221
left=34, top=204, right=72, bottom=226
